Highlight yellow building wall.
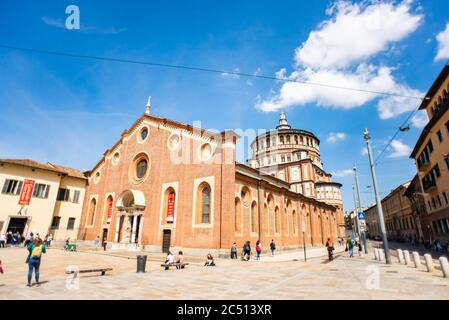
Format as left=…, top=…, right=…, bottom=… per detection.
left=0, top=164, right=61, bottom=238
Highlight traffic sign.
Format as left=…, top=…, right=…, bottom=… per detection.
left=358, top=212, right=365, bottom=220
left=359, top=220, right=366, bottom=232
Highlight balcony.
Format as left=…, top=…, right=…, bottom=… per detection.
left=422, top=179, right=437, bottom=192
left=417, top=158, right=431, bottom=172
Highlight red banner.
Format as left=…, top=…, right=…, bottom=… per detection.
left=107, top=198, right=113, bottom=222
left=18, top=179, right=35, bottom=205
left=167, top=193, right=175, bottom=223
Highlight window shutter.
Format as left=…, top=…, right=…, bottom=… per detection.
left=1, top=179, right=9, bottom=194
left=65, top=189, right=70, bottom=202
left=44, top=185, right=50, bottom=198
left=15, top=181, right=23, bottom=195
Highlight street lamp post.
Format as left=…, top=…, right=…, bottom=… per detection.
left=364, top=128, right=391, bottom=264
left=352, top=185, right=360, bottom=238
left=353, top=165, right=368, bottom=254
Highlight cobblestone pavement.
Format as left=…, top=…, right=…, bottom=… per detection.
left=0, top=246, right=448, bottom=300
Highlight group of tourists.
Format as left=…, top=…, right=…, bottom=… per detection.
left=231, top=240, right=277, bottom=261
left=345, top=237, right=363, bottom=258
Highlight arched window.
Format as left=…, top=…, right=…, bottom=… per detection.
left=286, top=135, right=291, bottom=143
left=163, top=188, right=176, bottom=224
left=275, top=206, right=280, bottom=234
left=235, top=198, right=242, bottom=232
left=103, top=195, right=113, bottom=224
left=292, top=210, right=297, bottom=235
left=87, top=198, right=97, bottom=226
left=197, top=183, right=211, bottom=224
left=280, top=135, right=284, bottom=144
left=241, top=187, right=251, bottom=206
left=294, top=135, right=298, bottom=144
left=251, top=201, right=258, bottom=233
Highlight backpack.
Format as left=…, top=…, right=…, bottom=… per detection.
left=31, top=245, right=43, bottom=258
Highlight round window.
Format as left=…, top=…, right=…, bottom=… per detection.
left=140, top=128, right=149, bottom=141
left=136, top=159, right=148, bottom=179
left=112, top=152, right=120, bottom=165
left=200, top=143, right=213, bottom=161
left=168, top=133, right=181, bottom=150
left=129, top=153, right=150, bottom=184
left=94, top=171, right=101, bottom=184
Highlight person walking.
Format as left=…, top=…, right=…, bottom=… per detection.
left=230, top=242, right=237, bottom=259
left=348, top=238, right=355, bottom=258
left=358, top=240, right=363, bottom=257
left=326, top=238, right=335, bottom=261
left=243, top=241, right=251, bottom=261
left=255, top=241, right=262, bottom=260
left=26, top=238, right=46, bottom=287
left=270, top=240, right=276, bottom=256
left=0, top=233, right=6, bottom=248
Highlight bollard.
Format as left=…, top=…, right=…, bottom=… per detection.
left=379, top=249, right=385, bottom=262
left=412, top=251, right=421, bottom=269
left=424, top=254, right=434, bottom=272
left=439, top=257, right=449, bottom=278
left=404, top=250, right=412, bottom=266
left=397, top=249, right=404, bottom=264
left=374, top=248, right=379, bottom=260
left=136, top=255, right=147, bottom=273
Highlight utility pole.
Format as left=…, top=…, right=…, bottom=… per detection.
left=364, top=128, right=391, bottom=264
left=352, top=185, right=360, bottom=238
left=353, top=165, right=368, bottom=254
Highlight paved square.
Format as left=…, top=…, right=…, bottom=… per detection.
left=0, top=246, right=448, bottom=299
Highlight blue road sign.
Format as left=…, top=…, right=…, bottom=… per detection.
left=358, top=212, right=365, bottom=220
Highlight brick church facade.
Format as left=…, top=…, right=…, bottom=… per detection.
left=78, top=100, right=344, bottom=254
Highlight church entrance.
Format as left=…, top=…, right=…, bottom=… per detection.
left=162, top=229, right=171, bottom=253
left=114, top=189, right=146, bottom=246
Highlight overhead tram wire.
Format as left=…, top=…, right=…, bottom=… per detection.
left=373, top=97, right=428, bottom=166
left=0, top=44, right=426, bottom=101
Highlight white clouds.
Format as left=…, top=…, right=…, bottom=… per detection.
left=256, top=0, right=424, bottom=126
left=331, top=169, right=354, bottom=177
left=221, top=68, right=240, bottom=79
left=327, top=132, right=347, bottom=144
left=42, top=17, right=65, bottom=29
left=42, top=16, right=126, bottom=34
left=361, top=147, right=368, bottom=156
left=435, top=23, right=449, bottom=61
left=295, top=1, right=423, bottom=69
left=388, top=139, right=412, bottom=158
left=410, top=110, right=428, bottom=128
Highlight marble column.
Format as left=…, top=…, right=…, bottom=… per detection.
left=131, top=214, right=138, bottom=243
left=114, top=214, right=121, bottom=242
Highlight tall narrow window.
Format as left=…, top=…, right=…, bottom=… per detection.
left=87, top=198, right=97, bottom=226
left=197, top=183, right=211, bottom=224
left=164, top=188, right=176, bottom=224
left=104, top=195, right=113, bottom=225
left=235, top=198, right=242, bottom=232
left=251, top=201, right=258, bottom=233
left=292, top=210, right=297, bottom=234
left=274, top=206, right=280, bottom=234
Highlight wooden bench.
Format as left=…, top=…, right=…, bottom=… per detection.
left=64, top=244, right=77, bottom=252
left=65, top=267, right=112, bottom=277
left=160, top=262, right=189, bottom=270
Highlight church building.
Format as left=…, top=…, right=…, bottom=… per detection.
left=78, top=99, right=345, bottom=254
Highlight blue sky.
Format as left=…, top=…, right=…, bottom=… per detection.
left=1, top=0, right=449, bottom=211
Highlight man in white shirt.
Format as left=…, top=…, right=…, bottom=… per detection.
left=0, top=234, right=6, bottom=248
